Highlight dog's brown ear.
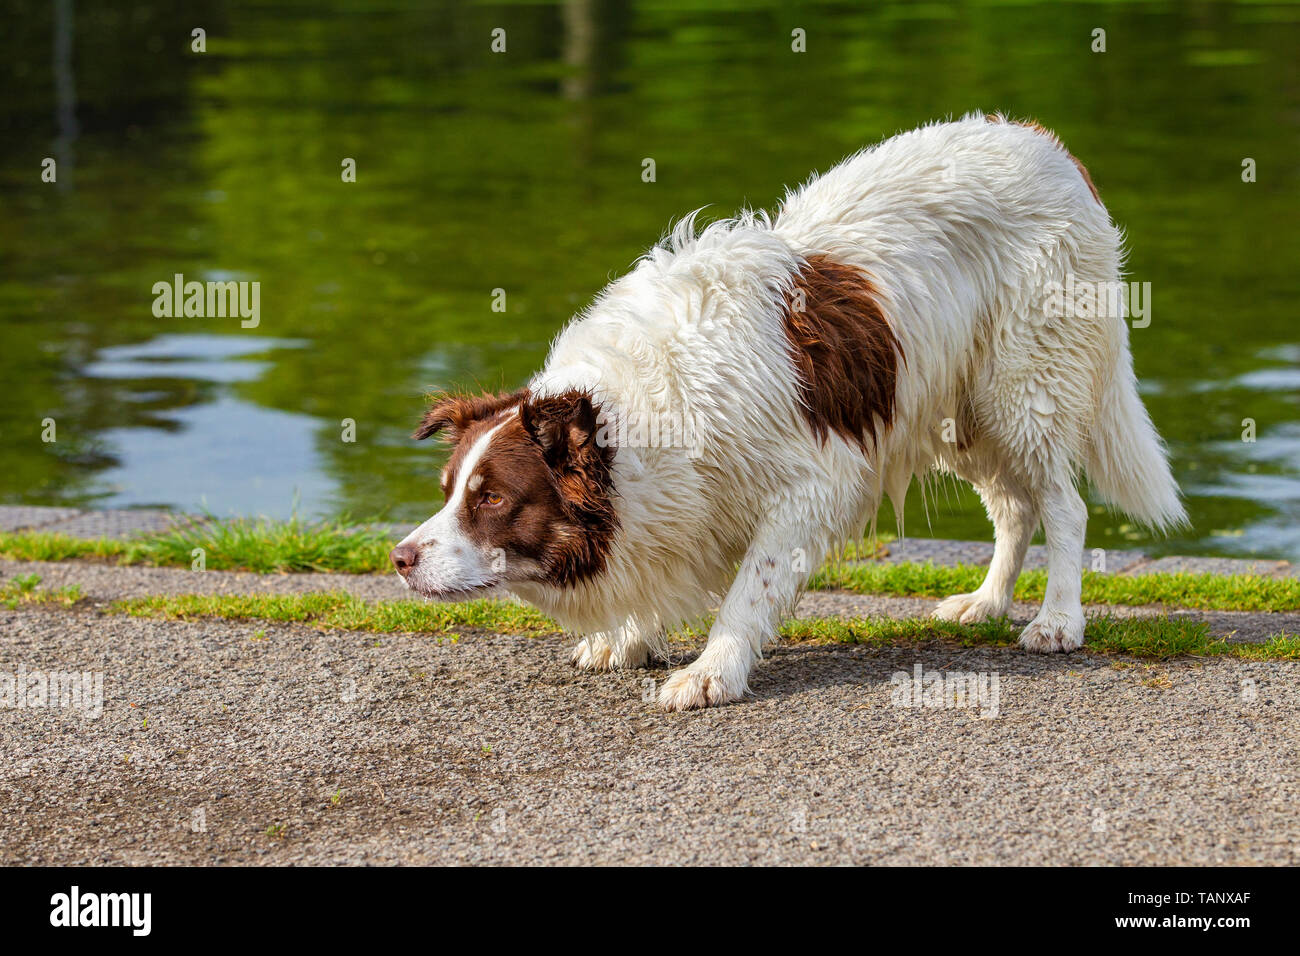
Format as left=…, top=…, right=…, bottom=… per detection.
left=413, top=390, right=528, bottom=442
left=519, top=391, right=600, bottom=468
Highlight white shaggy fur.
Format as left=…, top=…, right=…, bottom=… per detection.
left=447, top=115, right=1185, bottom=710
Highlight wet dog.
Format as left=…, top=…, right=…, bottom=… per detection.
left=393, top=114, right=1185, bottom=710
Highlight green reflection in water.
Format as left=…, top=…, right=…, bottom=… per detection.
left=1, top=0, right=1297, bottom=557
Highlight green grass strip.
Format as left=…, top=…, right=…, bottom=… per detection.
left=0, top=522, right=893, bottom=574
left=100, top=590, right=1300, bottom=661
left=0, top=573, right=83, bottom=609
left=1, top=521, right=1296, bottom=612
left=0, top=515, right=395, bottom=574
left=784, top=613, right=1300, bottom=660
left=109, top=591, right=556, bottom=636
left=813, top=561, right=1300, bottom=612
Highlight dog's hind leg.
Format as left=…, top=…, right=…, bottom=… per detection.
left=932, top=474, right=1037, bottom=624
left=1019, top=476, right=1087, bottom=652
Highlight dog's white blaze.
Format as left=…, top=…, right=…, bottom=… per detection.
left=447, top=415, right=509, bottom=505
left=434, top=413, right=512, bottom=534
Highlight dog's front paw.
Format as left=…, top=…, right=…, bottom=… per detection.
left=658, top=667, right=738, bottom=711
left=569, top=636, right=649, bottom=671
left=932, top=591, right=1007, bottom=624
left=657, top=657, right=749, bottom=711
left=1019, top=610, right=1085, bottom=653
left=569, top=637, right=614, bottom=671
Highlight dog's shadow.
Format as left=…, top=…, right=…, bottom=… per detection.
left=661, top=629, right=1120, bottom=707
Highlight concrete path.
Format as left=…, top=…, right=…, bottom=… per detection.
left=1, top=598, right=1297, bottom=865
left=1, top=557, right=1298, bottom=864
left=1, top=505, right=1297, bottom=865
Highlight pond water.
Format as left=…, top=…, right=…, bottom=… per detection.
left=2, top=0, right=1298, bottom=558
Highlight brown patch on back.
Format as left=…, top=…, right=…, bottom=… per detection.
left=986, top=113, right=1101, bottom=205
left=414, top=388, right=617, bottom=587
left=781, top=254, right=902, bottom=452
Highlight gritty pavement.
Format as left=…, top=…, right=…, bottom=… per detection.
left=1, top=559, right=1298, bottom=865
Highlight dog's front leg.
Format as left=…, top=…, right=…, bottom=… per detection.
left=658, top=524, right=815, bottom=711
left=570, top=618, right=664, bottom=671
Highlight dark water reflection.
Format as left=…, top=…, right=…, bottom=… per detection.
left=1, top=0, right=1297, bottom=557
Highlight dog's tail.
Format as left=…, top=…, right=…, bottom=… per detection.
left=1086, top=358, right=1188, bottom=533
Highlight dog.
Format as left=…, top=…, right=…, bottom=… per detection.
left=391, top=113, right=1186, bottom=711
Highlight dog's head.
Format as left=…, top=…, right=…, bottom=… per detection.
left=391, top=388, right=617, bottom=599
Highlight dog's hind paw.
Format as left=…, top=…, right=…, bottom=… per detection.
left=932, top=591, right=1009, bottom=624
left=1019, top=611, right=1085, bottom=653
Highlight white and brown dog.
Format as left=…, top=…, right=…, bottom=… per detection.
left=392, top=114, right=1186, bottom=710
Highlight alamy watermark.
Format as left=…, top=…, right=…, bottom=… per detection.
left=50, top=886, right=150, bottom=936
left=1, top=664, right=104, bottom=719
left=1041, top=274, right=1151, bottom=328
left=595, top=408, right=702, bottom=459
left=890, top=663, right=1000, bottom=718
left=152, top=273, right=260, bottom=328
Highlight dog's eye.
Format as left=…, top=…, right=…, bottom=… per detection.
left=481, top=491, right=503, bottom=507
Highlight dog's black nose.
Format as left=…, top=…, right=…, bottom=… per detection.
left=390, top=543, right=421, bottom=575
